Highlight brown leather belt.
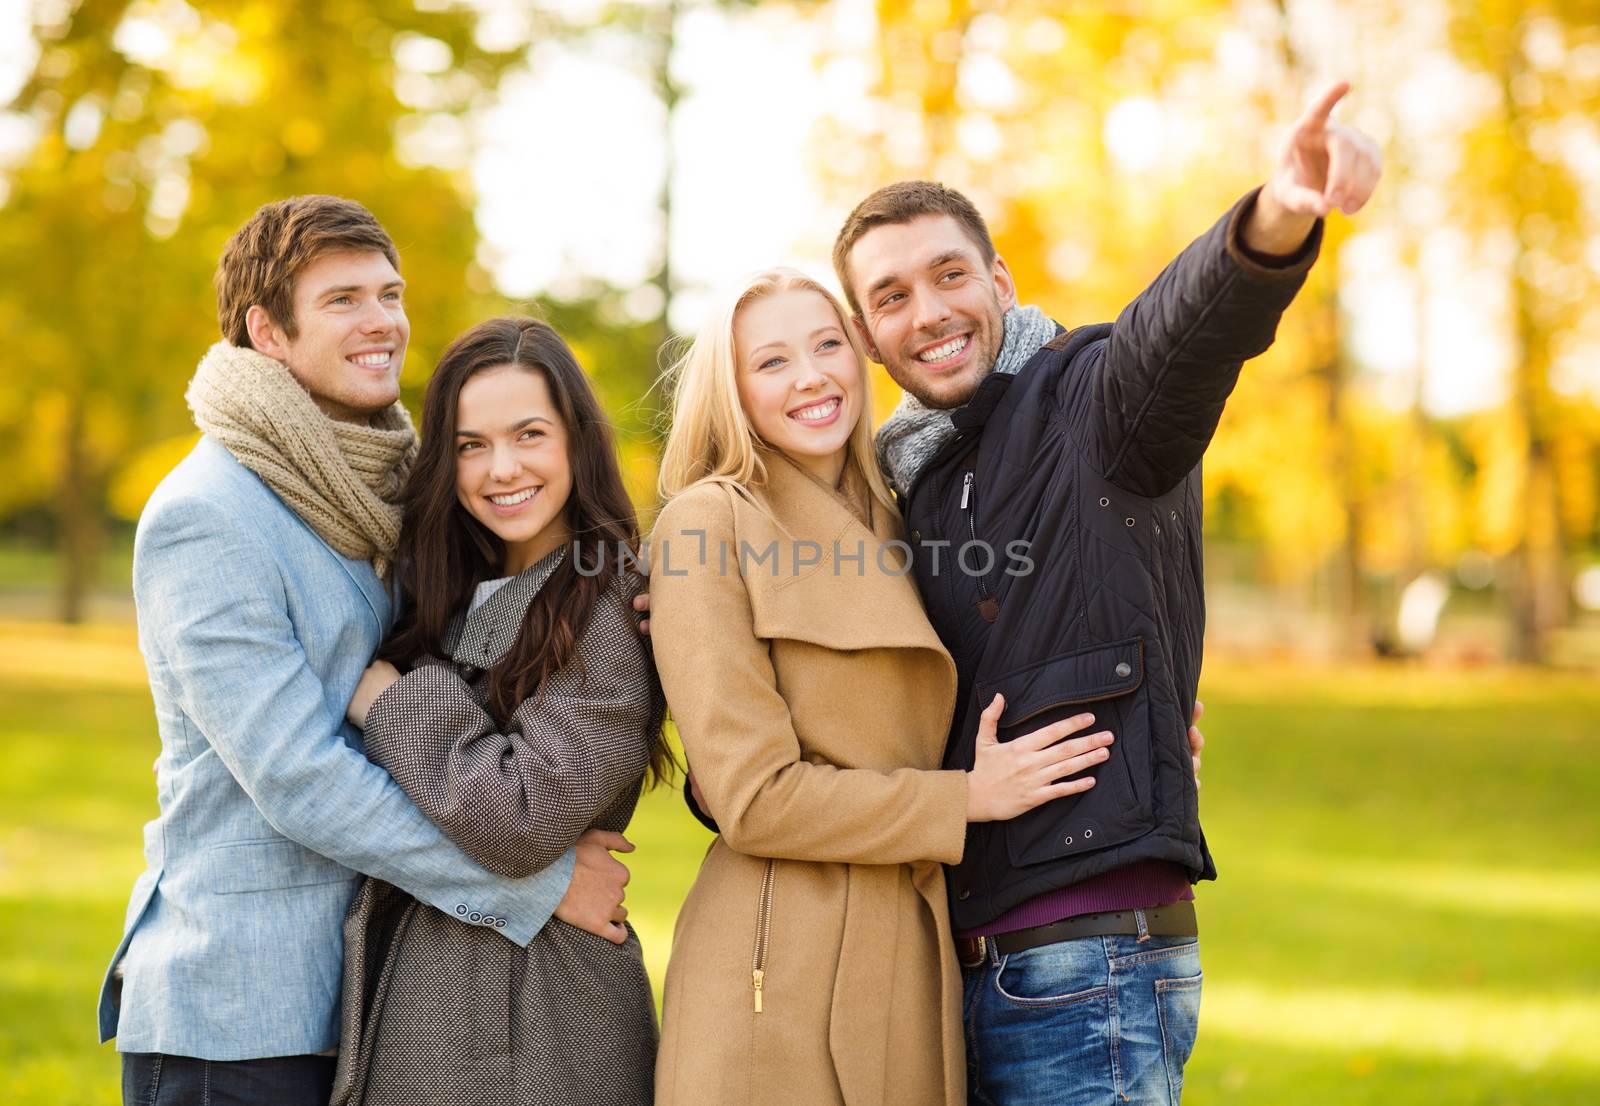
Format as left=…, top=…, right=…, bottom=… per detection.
left=954, top=902, right=1197, bottom=968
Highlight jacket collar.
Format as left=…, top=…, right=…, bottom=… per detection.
left=950, top=366, right=1015, bottom=432
left=948, top=320, right=1067, bottom=433
left=444, top=546, right=566, bottom=669
left=760, top=447, right=875, bottom=533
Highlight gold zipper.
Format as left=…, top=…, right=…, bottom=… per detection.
left=751, top=858, right=775, bottom=1013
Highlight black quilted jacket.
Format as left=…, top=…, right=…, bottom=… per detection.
left=901, top=189, right=1321, bottom=930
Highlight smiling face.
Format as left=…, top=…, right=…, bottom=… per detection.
left=733, top=288, right=865, bottom=487
left=845, top=213, right=1016, bottom=410
left=454, top=364, right=573, bottom=576
left=245, top=249, right=410, bottom=423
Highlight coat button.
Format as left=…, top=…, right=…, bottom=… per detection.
left=495, top=918, right=506, bottom=929
left=958, top=889, right=971, bottom=900
left=456, top=905, right=468, bottom=915
left=911, top=529, right=922, bottom=543
left=469, top=911, right=482, bottom=923
left=1115, top=662, right=1132, bottom=678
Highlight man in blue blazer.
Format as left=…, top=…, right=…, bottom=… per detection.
left=100, top=195, right=632, bottom=1104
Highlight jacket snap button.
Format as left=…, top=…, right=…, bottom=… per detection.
left=1099, top=497, right=1109, bottom=507
left=1125, top=517, right=1136, bottom=527
left=1170, top=510, right=1178, bottom=521
left=1063, top=835, right=1074, bottom=845
left=911, top=530, right=921, bottom=543
left=958, top=889, right=971, bottom=900
left=1115, top=662, right=1132, bottom=678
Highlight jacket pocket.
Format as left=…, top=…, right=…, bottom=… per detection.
left=471, top=933, right=516, bottom=1059
left=974, top=637, right=1155, bottom=868
left=206, top=838, right=355, bottom=894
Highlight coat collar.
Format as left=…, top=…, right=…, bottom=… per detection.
left=738, top=452, right=950, bottom=659
left=444, top=546, right=566, bottom=669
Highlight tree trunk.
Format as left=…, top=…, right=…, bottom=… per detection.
left=653, top=0, right=679, bottom=348
left=1501, top=31, right=1569, bottom=665
left=57, top=392, right=99, bottom=624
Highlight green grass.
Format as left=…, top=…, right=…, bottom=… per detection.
left=1, top=644, right=1596, bottom=1104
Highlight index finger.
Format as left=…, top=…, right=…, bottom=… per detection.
left=1014, top=712, right=1098, bottom=750
left=579, top=829, right=635, bottom=853
left=1297, top=80, right=1350, bottom=130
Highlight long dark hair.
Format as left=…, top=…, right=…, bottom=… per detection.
left=383, top=316, right=671, bottom=786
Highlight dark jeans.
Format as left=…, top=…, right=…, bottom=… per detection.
left=121, top=1052, right=336, bottom=1106
left=963, top=933, right=1202, bottom=1105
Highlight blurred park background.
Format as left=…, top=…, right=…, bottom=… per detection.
left=1, top=0, right=1597, bottom=1103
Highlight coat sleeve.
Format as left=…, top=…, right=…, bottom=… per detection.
left=133, top=493, right=573, bottom=947
left=1069, top=186, right=1321, bottom=498
left=362, top=587, right=657, bottom=878
left=650, top=486, right=968, bottom=866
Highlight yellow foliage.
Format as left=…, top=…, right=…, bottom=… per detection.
left=108, top=433, right=201, bottom=522
left=1464, top=411, right=1528, bottom=556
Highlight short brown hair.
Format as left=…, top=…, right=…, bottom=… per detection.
left=214, top=195, right=400, bottom=347
left=831, top=180, right=996, bottom=316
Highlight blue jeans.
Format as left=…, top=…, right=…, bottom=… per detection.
left=120, top=1052, right=335, bottom=1106
left=963, top=932, right=1202, bottom=1105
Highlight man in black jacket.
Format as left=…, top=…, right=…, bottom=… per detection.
left=831, top=82, right=1381, bottom=1104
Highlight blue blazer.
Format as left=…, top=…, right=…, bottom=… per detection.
left=98, top=437, right=574, bottom=1060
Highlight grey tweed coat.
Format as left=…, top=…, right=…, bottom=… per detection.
left=330, top=550, right=663, bottom=1106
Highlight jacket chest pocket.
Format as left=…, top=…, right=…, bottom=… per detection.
left=975, top=637, right=1156, bottom=868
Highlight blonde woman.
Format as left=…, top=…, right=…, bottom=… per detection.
left=648, top=269, right=1117, bottom=1105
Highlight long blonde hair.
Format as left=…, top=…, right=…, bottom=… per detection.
left=658, top=267, right=897, bottom=518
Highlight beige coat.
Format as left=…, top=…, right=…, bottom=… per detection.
left=650, top=454, right=968, bottom=1106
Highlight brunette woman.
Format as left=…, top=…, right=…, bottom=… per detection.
left=331, top=318, right=666, bottom=1106
left=649, top=270, right=1116, bottom=1105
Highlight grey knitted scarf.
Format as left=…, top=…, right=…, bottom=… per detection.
left=874, top=304, right=1057, bottom=495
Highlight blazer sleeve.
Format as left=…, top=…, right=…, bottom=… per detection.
left=133, top=493, right=573, bottom=947
left=1071, top=186, right=1321, bottom=498
left=649, top=487, right=968, bottom=866
left=362, top=588, right=657, bottom=877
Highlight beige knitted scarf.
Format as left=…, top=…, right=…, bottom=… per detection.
left=187, top=341, right=417, bottom=578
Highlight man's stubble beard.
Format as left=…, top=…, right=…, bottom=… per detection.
left=885, top=327, right=1003, bottom=411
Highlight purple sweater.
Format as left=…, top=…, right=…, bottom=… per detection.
left=958, top=860, right=1193, bottom=938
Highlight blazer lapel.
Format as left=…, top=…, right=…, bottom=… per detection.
left=262, top=474, right=391, bottom=635
left=337, top=555, right=392, bottom=636
left=217, top=438, right=393, bottom=635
